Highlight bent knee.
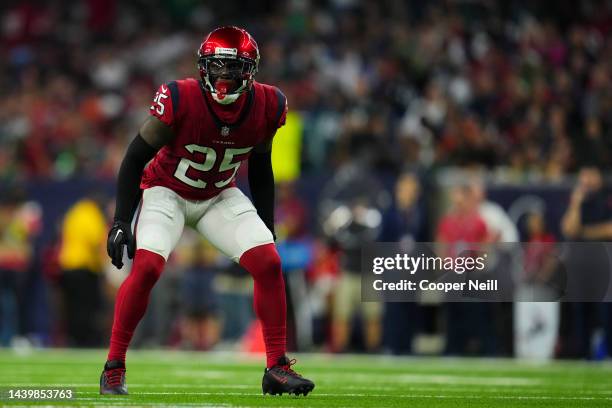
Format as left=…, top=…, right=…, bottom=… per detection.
left=260, top=248, right=282, bottom=274
left=132, top=249, right=166, bottom=288
left=239, top=243, right=282, bottom=280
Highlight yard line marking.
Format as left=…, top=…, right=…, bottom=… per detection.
left=4, top=383, right=608, bottom=395
left=0, top=383, right=254, bottom=389
left=74, top=391, right=612, bottom=401
left=163, top=368, right=543, bottom=386
left=71, top=400, right=230, bottom=407
left=3, top=350, right=612, bottom=370
left=318, top=373, right=542, bottom=386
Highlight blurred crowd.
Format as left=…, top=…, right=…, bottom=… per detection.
left=1, top=0, right=612, bottom=360
left=1, top=0, right=611, bottom=181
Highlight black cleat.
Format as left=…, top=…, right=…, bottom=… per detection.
left=100, top=360, right=128, bottom=395
left=262, top=356, right=315, bottom=396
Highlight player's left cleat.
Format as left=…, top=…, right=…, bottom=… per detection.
left=100, top=360, right=128, bottom=395
left=262, top=356, right=315, bottom=396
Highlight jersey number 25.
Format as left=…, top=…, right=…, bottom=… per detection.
left=174, top=144, right=253, bottom=189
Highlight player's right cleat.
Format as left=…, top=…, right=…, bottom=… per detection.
left=100, top=360, right=128, bottom=395
left=262, top=356, right=315, bottom=396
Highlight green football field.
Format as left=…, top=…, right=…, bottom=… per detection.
left=1, top=349, right=611, bottom=407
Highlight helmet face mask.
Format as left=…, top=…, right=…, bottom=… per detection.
left=197, top=26, right=260, bottom=105
left=198, top=56, right=256, bottom=103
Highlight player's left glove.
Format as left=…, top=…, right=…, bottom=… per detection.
left=107, top=220, right=136, bottom=269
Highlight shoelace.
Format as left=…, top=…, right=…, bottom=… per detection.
left=105, top=368, right=125, bottom=387
left=280, top=358, right=302, bottom=377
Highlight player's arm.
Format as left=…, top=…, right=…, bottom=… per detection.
left=248, top=138, right=276, bottom=239
left=248, top=86, right=287, bottom=240
left=114, top=117, right=172, bottom=222
left=580, top=222, right=612, bottom=240
left=107, top=117, right=173, bottom=268
left=561, top=187, right=584, bottom=238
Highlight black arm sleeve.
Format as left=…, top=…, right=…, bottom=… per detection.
left=248, top=150, right=275, bottom=237
left=114, top=134, right=158, bottom=222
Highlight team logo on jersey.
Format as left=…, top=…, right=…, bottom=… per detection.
left=215, top=47, right=237, bottom=57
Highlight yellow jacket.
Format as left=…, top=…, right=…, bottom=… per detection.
left=58, top=199, right=107, bottom=272
left=272, top=111, right=303, bottom=182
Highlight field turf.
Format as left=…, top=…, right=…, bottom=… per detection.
left=0, top=349, right=611, bottom=407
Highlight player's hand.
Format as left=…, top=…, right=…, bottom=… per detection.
left=107, top=220, right=136, bottom=269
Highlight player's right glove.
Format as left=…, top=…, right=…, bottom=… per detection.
left=107, top=220, right=136, bottom=269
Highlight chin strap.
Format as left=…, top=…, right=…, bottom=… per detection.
left=204, top=74, right=250, bottom=105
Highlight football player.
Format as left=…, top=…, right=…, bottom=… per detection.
left=100, top=26, right=314, bottom=397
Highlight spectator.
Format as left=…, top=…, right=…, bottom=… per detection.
left=561, top=167, right=612, bottom=241
left=380, top=173, right=426, bottom=245
left=321, top=163, right=387, bottom=352
left=470, top=175, right=518, bottom=355
left=0, top=188, right=34, bottom=345
left=560, top=166, right=612, bottom=358
left=515, top=212, right=560, bottom=360
left=379, top=173, right=426, bottom=354
left=57, top=194, right=108, bottom=346
left=436, top=184, right=494, bottom=355
left=436, top=184, right=488, bottom=246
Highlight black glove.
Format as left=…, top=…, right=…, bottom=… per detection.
left=107, top=220, right=136, bottom=269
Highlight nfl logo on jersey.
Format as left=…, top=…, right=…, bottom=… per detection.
left=221, top=126, right=230, bottom=136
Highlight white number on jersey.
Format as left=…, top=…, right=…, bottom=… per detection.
left=174, top=145, right=253, bottom=189
left=150, top=86, right=169, bottom=115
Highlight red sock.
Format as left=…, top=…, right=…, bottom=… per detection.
left=240, top=243, right=286, bottom=368
left=107, top=249, right=165, bottom=363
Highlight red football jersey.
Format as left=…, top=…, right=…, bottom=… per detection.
left=437, top=212, right=488, bottom=243
left=141, top=78, right=287, bottom=200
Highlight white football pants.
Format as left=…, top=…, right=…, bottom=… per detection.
left=135, top=186, right=274, bottom=262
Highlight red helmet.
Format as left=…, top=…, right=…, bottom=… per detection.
left=197, top=26, right=260, bottom=104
